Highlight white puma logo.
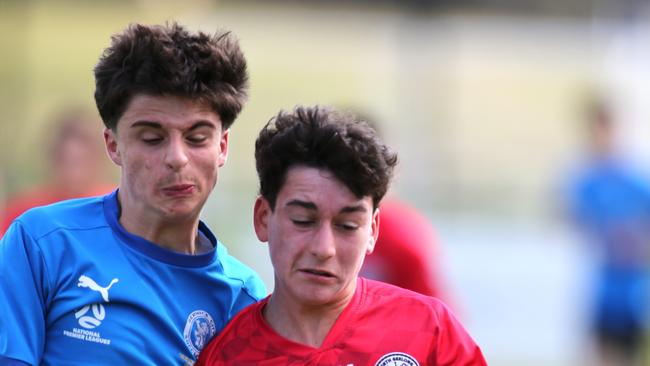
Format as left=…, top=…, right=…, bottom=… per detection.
left=78, top=275, right=119, bottom=302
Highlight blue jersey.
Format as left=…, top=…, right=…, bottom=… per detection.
left=0, top=191, right=267, bottom=365
left=569, top=159, right=650, bottom=334
left=571, top=159, right=650, bottom=268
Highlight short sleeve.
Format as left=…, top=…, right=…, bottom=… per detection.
left=231, top=274, right=266, bottom=318
left=0, top=221, right=50, bottom=365
left=433, top=302, right=487, bottom=366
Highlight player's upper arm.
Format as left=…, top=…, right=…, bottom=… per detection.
left=431, top=300, right=487, bottom=366
left=0, top=222, right=49, bottom=365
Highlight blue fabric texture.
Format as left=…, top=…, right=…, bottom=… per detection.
left=0, top=190, right=266, bottom=365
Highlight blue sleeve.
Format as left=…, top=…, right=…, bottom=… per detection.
left=216, top=243, right=267, bottom=316
left=0, top=356, right=31, bottom=366
left=237, top=273, right=267, bottom=307
left=227, top=269, right=266, bottom=320
left=0, top=221, right=49, bottom=365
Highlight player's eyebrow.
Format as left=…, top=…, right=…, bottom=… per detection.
left=187, top=121, right=217, bottom=131
left=285, top=199, right=317, bottom=211
left=130, top=120, right=216, bottom=130
left=285, top=199, right=368, bottom=214
left=131, top=121, right=162, bottom=129
left=339, top=204, right=368, bottom=214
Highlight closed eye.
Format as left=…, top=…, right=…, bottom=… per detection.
left=292, top=219, right=315, bottom=227
left=338, top=223, right=359, bottom=231
left=142, top=137, right=163, bottom=145
left=186, top=134, right=208, bottom=145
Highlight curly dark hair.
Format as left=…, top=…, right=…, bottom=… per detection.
left=255, top=105, right=398, bottom=210
left=94, top=22, right=248, bottom=130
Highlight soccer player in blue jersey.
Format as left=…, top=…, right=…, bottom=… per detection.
left=0, top=23, right=266, bottom=365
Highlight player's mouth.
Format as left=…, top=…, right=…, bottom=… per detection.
left=161, top=184, right=195, bottom=197
left=300, top=268, right=335, bottom=278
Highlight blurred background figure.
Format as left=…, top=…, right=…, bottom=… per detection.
left=360, top=197, right=448, bottom=299
left=0, top=107, right=116, bottom=235
left=0, top=169, right=5, bottom=229
left=565, top=97, right=650, bottom=366
left=352, top=108, right=451, bottom=301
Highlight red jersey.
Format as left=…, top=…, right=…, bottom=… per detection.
left=197, top=278, right=486, bottom=366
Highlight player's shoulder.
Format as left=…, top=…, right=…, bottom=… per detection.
left=362, top=278, right=449, bottom=311
left=354, top=279, right=459, bottom=338
left=217, top=242, right=258, bottom=278
left=14, top=194, right=110, bottom=240
left=216, top=242, right=267, bottom=299
left=218, top=298, right=261, bottom=338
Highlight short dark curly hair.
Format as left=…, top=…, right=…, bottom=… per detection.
left=94, top=22, right=248, bottom=130
left=255, top=105, right=398, bottom=210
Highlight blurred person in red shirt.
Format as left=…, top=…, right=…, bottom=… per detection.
left=352, top=110, right=448, bottom=300
left=360, top=197, right=446, bottom=298
left=0, top=107, right=115, bottom=235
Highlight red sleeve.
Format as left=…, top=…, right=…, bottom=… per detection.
left=359, top=280, right=486, bottom=366
left=431, top=302, right=487, bottom=366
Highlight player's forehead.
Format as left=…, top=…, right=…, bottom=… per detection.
left=277, top=166, right=373, bottom=214
left=118, top=94, right=221, bottom=131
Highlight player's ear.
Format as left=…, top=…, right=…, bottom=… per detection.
left=366, top=208, right=380, bottom=255
left=104, top=128, right=122, bottom=166
left=253, top=195, right=271, bottom=243
left=217, top=129, right=229, bottom=168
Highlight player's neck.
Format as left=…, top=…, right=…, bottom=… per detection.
left=121, top=216, right=201, bottom=254
left=117, top=192, right=201, bottom=254
left=264, top=293, right=350, bottom=348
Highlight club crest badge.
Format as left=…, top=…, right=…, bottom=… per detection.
left=184, top=310, right=217, bottom=357
left=375, top=352, right=420, bottom=366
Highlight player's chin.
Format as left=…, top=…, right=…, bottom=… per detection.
left=299, top=295, right=338, bottom=307
left=297, top=286, right=347, bottom=305
left=161, top=202, right=202, bottom=220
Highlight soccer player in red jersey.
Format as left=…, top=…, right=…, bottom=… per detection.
left=197, top=106, right=487, bottom=366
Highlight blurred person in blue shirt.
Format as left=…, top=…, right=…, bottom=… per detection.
left=567, top=97, right=650, bottom=366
